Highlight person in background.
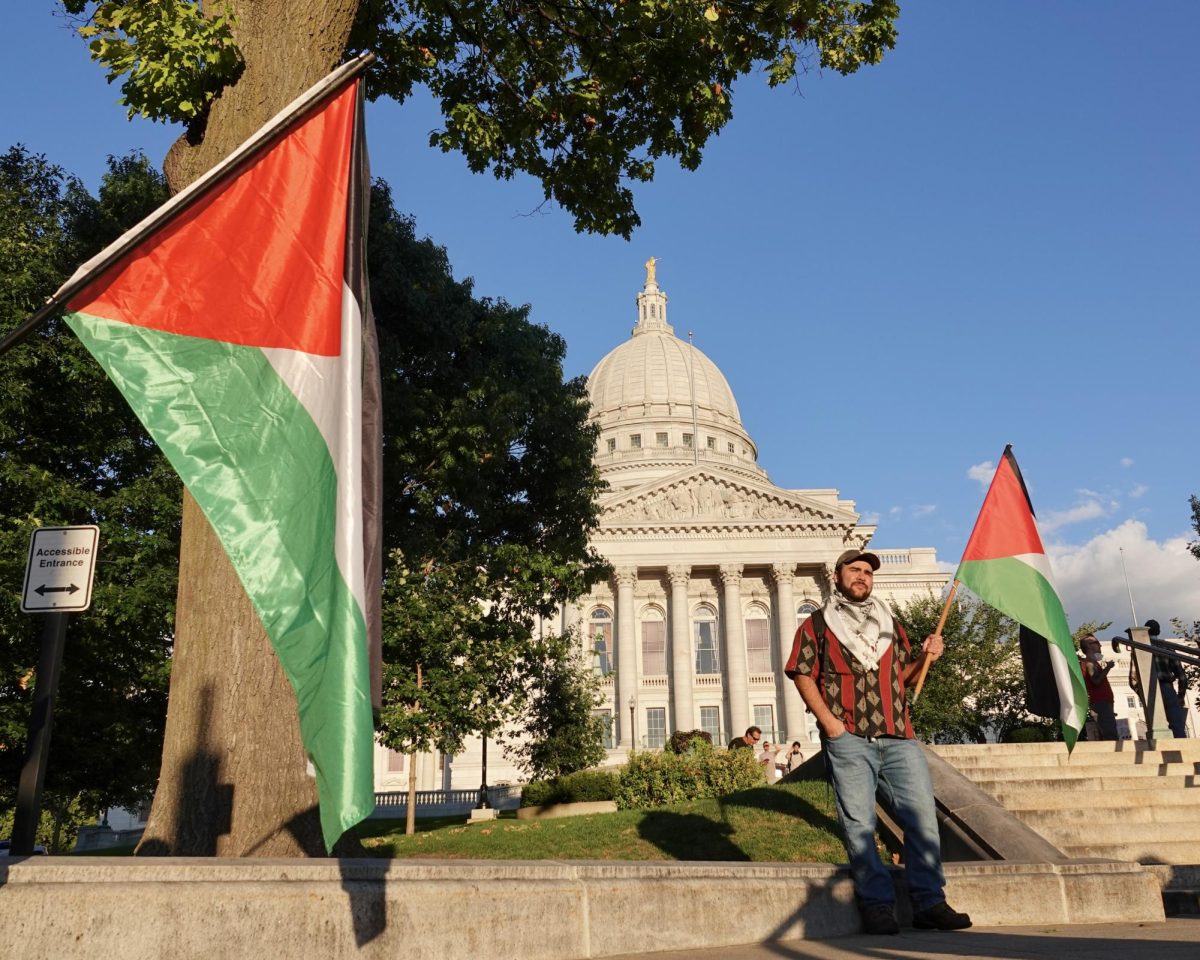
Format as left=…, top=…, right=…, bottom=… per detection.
left=1146, top=619, right=1189, bottom=738
left=782, top=740, right=806, bottom=775
left=759, top=741, right=779, bottom=782
left=1080, top=633, right=1118, bottom=741
left=728, top=725, right=762, bottom=751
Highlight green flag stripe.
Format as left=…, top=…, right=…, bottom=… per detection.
left=958, top=556, right=1089, bottom=732
left=66, top=311, right=374, bottom=845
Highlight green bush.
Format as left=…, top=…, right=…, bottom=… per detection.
left=615, top=739, right=763, bottom=809
left=520, top=769, right=619, bottom=807
left=666, top=729, right=713, bottom=754
left=1003, top=724, right=1052, bottom=743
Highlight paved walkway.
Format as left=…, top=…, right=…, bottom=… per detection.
left=606, top=919, right=1200, bottom=959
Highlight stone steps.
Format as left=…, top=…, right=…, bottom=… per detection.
left=1041, top=821, right=1200, bottom=846
left=1016, top=804, right=1200, bottom=827
left=957, top=763, right=1200, bottom=781
left=933, top=740, right=1200, bottom=892
left=972, top=774, right=1200, bottom=793
left=930, top=738, right=1200, bottom=758
left=987, top=785, right=1200, bottom=811
left=1058, top=840, right=1200, bottom=863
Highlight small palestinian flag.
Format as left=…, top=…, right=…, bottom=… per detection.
left=956, top=446, right=1088, bottom=748
left=55, top=62, right=379, bottom=849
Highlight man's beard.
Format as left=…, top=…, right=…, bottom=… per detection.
left=837, top=579, right=872, bottom=602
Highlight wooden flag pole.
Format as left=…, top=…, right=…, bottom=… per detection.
left=910, top=579, right=959, bottom=702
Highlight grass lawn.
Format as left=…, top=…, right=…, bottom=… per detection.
left=358, top=780, right=847, bottom=863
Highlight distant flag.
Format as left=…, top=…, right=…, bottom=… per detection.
left=48, top=57, right=380, bottom=850
left=956, top=446, right=1088, bottom=748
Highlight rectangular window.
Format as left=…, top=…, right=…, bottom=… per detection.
left=1127, top=696, right=1137, bottom=709
left=386, top=749, right=406, bottom=773
left=646, top=707, right=667, bottom=749
left=683, top=433, right=693, bottom=448
left=592, top=624, right=612, bottom=675
left=656, top=431, right=669, bottom=447
left=594, top=709, right=614, bottom=749
left=727, top=442, right=735, bottom=453
left=753, top=704, right=775, bottom=742
left=706, top=436, right=716, bottom=450
left=745, top=618, right=772, bottom=674
left=642, top=620, right=666, bottom=675
left=630, top=433, right=642, bottom=449
left=700, top=706, right=721, bottom=743
left=606, top=437, right=616, bottom=453
left=695, top=620, right=720, bottom=675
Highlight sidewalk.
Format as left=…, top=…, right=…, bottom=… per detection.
left=605, top=919, right=1200, bottom=959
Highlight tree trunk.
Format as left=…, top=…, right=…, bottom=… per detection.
left=137, top=0, right=364, bottom=858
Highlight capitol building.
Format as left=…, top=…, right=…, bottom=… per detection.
left=375, top=266, right=949, bottom=791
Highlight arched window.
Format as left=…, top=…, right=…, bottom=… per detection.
left=797, top=601, right=818, bottom=625
left=641, top=605, right=666, bottom=676
left=745, top=604, right=772, bottom=674
left=693, top=604, right=720, bottom=675
left=590, top=607, right=613, bottom=676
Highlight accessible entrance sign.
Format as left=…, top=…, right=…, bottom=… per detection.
left=21, top=525, right=100, bottom=613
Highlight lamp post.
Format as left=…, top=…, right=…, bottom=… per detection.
left=476, top=733, right=490, bottom=810
left=628, top=695, right=636, bottom=750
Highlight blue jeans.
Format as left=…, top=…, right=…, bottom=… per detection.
left=822, top=733, right=945, bottom=911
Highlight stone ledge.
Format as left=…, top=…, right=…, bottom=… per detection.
left=0, top=857, right=1163, bottom=960
left=516, top=801, right=619, bottom=820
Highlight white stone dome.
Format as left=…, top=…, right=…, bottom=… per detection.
left=586, top=268, right=762, bottom=487
left=588, top=329, right=741, bottom=426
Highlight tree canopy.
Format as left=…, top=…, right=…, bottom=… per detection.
left=895, top=593, right=1033, bottom=744
left=60, top=0, right=900, bottom=236
left=368, top=179, right=607, bottom=762
left=0, top=146, right=178, bottom=838
left=1189, top=494, right=1199, bottom=561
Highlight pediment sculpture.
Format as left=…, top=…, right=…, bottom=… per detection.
left=603, top=476, right=824, bottom=524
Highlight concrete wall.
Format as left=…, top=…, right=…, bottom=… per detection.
left=0, top=856, right=1162, bottom=960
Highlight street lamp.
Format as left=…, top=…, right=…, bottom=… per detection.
left=476, top=733, right=490, bottom=810
left=628, top=694, right=636, bottom=749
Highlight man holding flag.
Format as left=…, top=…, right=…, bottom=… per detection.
left=785, top=549, right=972, bottom=935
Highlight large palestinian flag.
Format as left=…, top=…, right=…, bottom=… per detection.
left=55, top=64, right=379, bottom=849
left=956, top=446, right=1088, bottom=748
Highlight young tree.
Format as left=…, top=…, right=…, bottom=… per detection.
left=0, top=147, right=178, bottom=841
left=52, top=0, right=901, bottom=854
left=894, top=593, right=1029, bottom=744
left=369, top=180, right=607, bottom=820
left=503, top=637, right=607, bottom=781
left=1189, top=495, right=1200, bottom=561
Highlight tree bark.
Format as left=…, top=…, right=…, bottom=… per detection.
left=137, top=0, right=364, bottom=858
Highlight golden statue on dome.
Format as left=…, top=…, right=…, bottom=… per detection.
left=644, top=256, right=658, bottom=285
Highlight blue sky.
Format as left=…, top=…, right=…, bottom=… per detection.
left=4, top=2, right=1198, bottom=634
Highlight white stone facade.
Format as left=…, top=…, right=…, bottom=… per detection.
left=377, top=270, right=950, bottom=791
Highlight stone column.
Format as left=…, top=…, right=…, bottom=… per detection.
left=615, top=566, right=638, bottom=748
left=720, top=564, right=750, bottom=738
left=668, top=565, right=694, bottom=733
left=562, top=601, right=582, bottom=654
left=771, top=562, right=805, bottom=743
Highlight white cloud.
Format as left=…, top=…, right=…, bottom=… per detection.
left=1047, top=521, right=1200, bottom=633
left=967, top=461, right=994, bottom=488
left=1039, top=499, right=1107, bottom=533
left=858, top=511, right=881, bottom=525
left=1120, top=457, right=1135, bottom=468
left=911, top=504, right=937, bottom=518
left=889, top=506, right=903, bottom=517
left=1129, top=484, right=1148, bottom=499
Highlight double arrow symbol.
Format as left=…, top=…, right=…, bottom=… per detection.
left=34, top=584, right=80, bottom=597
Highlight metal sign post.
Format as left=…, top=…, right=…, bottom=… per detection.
left=11, top=526, right=99, bottom=855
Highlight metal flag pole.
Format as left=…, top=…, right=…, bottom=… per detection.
left=1119, top=547, right=1138, bottom=627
